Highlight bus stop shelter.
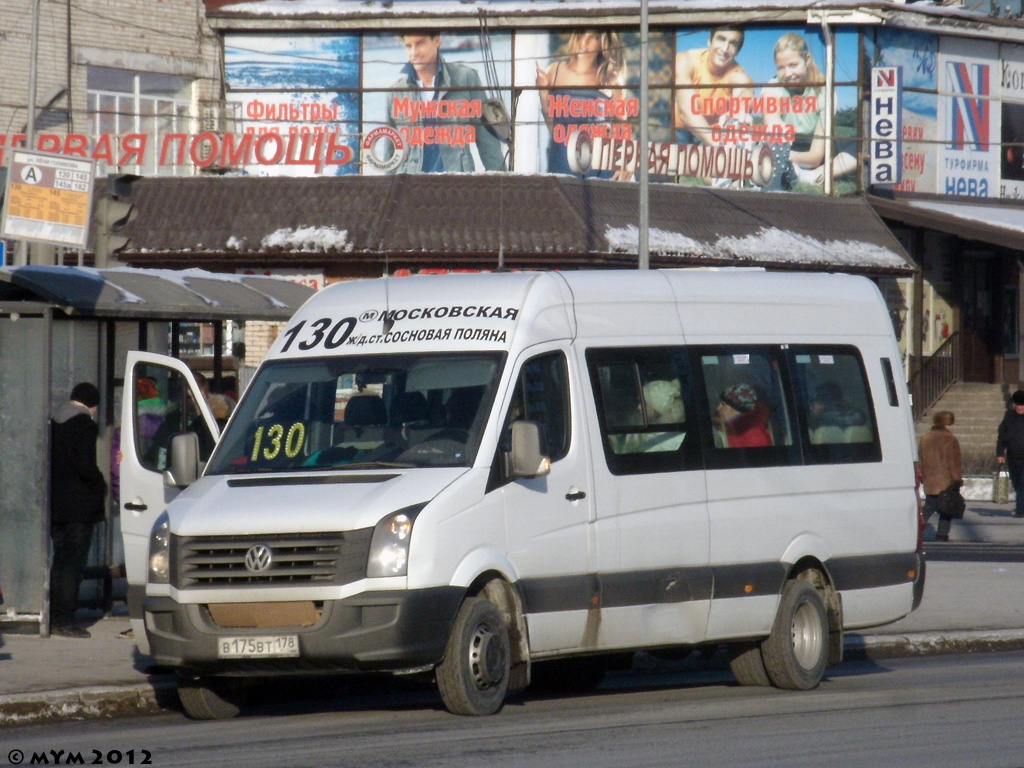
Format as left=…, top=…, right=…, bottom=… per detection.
left=0, top=266, right=314, bottom=630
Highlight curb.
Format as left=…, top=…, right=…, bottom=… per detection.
left=4, top=630, right=1024, bottom=725
left=0, top=678, right=175, bottom=726
left=844, top=628, right=1024, bottom=660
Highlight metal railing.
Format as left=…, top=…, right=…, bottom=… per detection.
left=908, top=331, right=963, bottom=422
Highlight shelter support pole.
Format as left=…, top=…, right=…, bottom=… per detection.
left=213, top=322, right=224, bottom=389
left=171, top=321, right=180, bottom=359
left=41, top=307, right=53, bottom=637
left=101, top=320, right=116, bottom=613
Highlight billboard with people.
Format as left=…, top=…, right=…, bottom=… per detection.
left=33, top=22, right=1001, bottom=199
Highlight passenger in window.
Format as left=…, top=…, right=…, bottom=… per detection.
left=636, top=379, right=687, bottom=453
left=643, top=379, right=685, bottom=425
left=808, top=382, right=867, bottom=444
left=714, top=383, right=773, bottom=448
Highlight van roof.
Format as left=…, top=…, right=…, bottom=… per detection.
left=270, top=270, right=889, bottom=359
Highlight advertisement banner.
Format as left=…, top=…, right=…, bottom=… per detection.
left=870, top=67, right=903, bottom=186
left=866, top=28, right=938, bottom=195
left=224, top=34, right=361, bottom=176
left=938, top=37, right=1001, bottom=197
left=361, top=31, right=511, bottom=175
left=1000, top=43, right=1024, bottom=200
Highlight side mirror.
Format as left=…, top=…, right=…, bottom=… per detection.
left=163, top=433, right=200, bottom=488
left=509, top=421, right=551, bottom=479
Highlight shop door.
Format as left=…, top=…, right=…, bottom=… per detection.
left=960, top=256, right=996, bottom=382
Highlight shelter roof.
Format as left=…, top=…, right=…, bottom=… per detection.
left=0, top=267, right=314, bottom=321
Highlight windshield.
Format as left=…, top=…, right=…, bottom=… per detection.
left=205, top=352, right=505, bottom=474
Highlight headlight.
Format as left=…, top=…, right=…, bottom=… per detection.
left=367, top=503, right=426, bottom=578
left=149, top=512, right=170, bottom=584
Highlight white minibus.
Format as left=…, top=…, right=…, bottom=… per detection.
left=119, top=269, right=924, bottom=719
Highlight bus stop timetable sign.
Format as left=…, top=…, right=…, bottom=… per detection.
left=1, top=150, right=93, bottom=249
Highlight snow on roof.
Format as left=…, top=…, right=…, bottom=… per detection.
left=604, top=224, right=908, bottom=270
left=260, top=226, right=354, bottom=252
left=905, top=200, right=1024, bottom=237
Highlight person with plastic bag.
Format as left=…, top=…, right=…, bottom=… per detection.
left=996, top=389, right=1024, bottom=517
left=918, top=410, right=963, bottom=542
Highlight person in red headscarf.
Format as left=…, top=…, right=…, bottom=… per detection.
left=715, top=383, right=773, bottom=448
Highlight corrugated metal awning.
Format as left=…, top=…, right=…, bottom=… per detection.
left=868, top=195, right=1024, bottom=253
left=117, top=175, right=917, bottom=276
left=0, top=266, right=314, bottom=321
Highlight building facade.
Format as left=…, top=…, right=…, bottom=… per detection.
left=1, top=0, right=1023, bottom=380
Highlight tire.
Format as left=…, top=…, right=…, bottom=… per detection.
left=177, top=676, right=248, bottom=720
left=728, top=642, right=771, bottom=687
left=761, top=579, right=829, bottom=691
left=436, top=597, right=511, bottom=716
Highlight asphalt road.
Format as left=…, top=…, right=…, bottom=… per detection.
left=3, top=651, right=1023, bottom=768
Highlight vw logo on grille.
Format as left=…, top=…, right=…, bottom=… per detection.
left=244, top=544, right=273, bottom=573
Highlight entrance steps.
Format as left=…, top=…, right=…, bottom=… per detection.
left=915, top=382, right=1015, bottom=475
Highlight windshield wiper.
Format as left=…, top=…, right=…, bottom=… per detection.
left=337, top=461, right=417, bottom=470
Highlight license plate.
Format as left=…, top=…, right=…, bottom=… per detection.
left=217, top=635, right=299, bottom=659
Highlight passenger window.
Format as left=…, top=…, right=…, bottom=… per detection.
left=790, top=347, right=881, bottom=464
left=698, top=348, right=794, bottom=460
left=587, top=347, right=700, bottom=475
left=503, top=352, right=571, bottom=463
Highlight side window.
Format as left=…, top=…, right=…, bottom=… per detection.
left=697, top=346, right=796, bottom=468
left=880, top=357, right=900, bottom=407
left=134, top=363, right=215, bottom=470
left=790, top=347, right=881, bottom=464
left=504, top=352, right=571, bottom=463
left=587, top=347, right=700, bottom=475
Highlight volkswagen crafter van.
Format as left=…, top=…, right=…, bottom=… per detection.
left=119, top=269, right=924, bottom=719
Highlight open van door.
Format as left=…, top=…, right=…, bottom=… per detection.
left=120, top=351, right=219, bottom=653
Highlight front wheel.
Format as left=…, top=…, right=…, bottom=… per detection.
left=436, top=597, right=511, bottom=716
left=761, top=579, right=829, bottom=690
left=177, top=675, right=249, bottom=720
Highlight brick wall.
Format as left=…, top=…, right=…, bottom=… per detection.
left=1, top=0, right=219, bottom=152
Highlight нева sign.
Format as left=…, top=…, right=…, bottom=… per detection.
left=870, top=67, right=903, bottom=186
left=1, top=150, right=94, bottom=248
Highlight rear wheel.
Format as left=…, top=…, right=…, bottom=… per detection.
left=437, top=597, right=510, bottom=716
left=177, top=675, right=248, bottom=720
left=761, top=579, right=829, bottom=690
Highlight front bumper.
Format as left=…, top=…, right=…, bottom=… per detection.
left=144, top=587, right=464, bottom=674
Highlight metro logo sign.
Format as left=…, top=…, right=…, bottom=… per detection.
left=946, top=61, right=991, bottom=151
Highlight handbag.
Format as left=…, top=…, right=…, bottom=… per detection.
left=937, top=483, right=966, bottom=519
left=994, top=466, right=1011, bottom=505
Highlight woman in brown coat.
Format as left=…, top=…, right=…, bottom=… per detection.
left=917, top=410, right=963, bottom=542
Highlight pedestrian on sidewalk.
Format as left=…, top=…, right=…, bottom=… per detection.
left=49, top=382, right=107, bottom=639
left=997, top=389, right=1024, bottom=518
left=918, top=410, right=963, bottom=542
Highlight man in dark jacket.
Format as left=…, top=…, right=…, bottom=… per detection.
left=50, top=382, right=107, bottom=638
left=385, top=31, right=507, bottom=174
left=997, top=389, right=1024, bottom=518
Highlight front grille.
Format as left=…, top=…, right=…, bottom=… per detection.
left=172, top=529, right=373, bottom=589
